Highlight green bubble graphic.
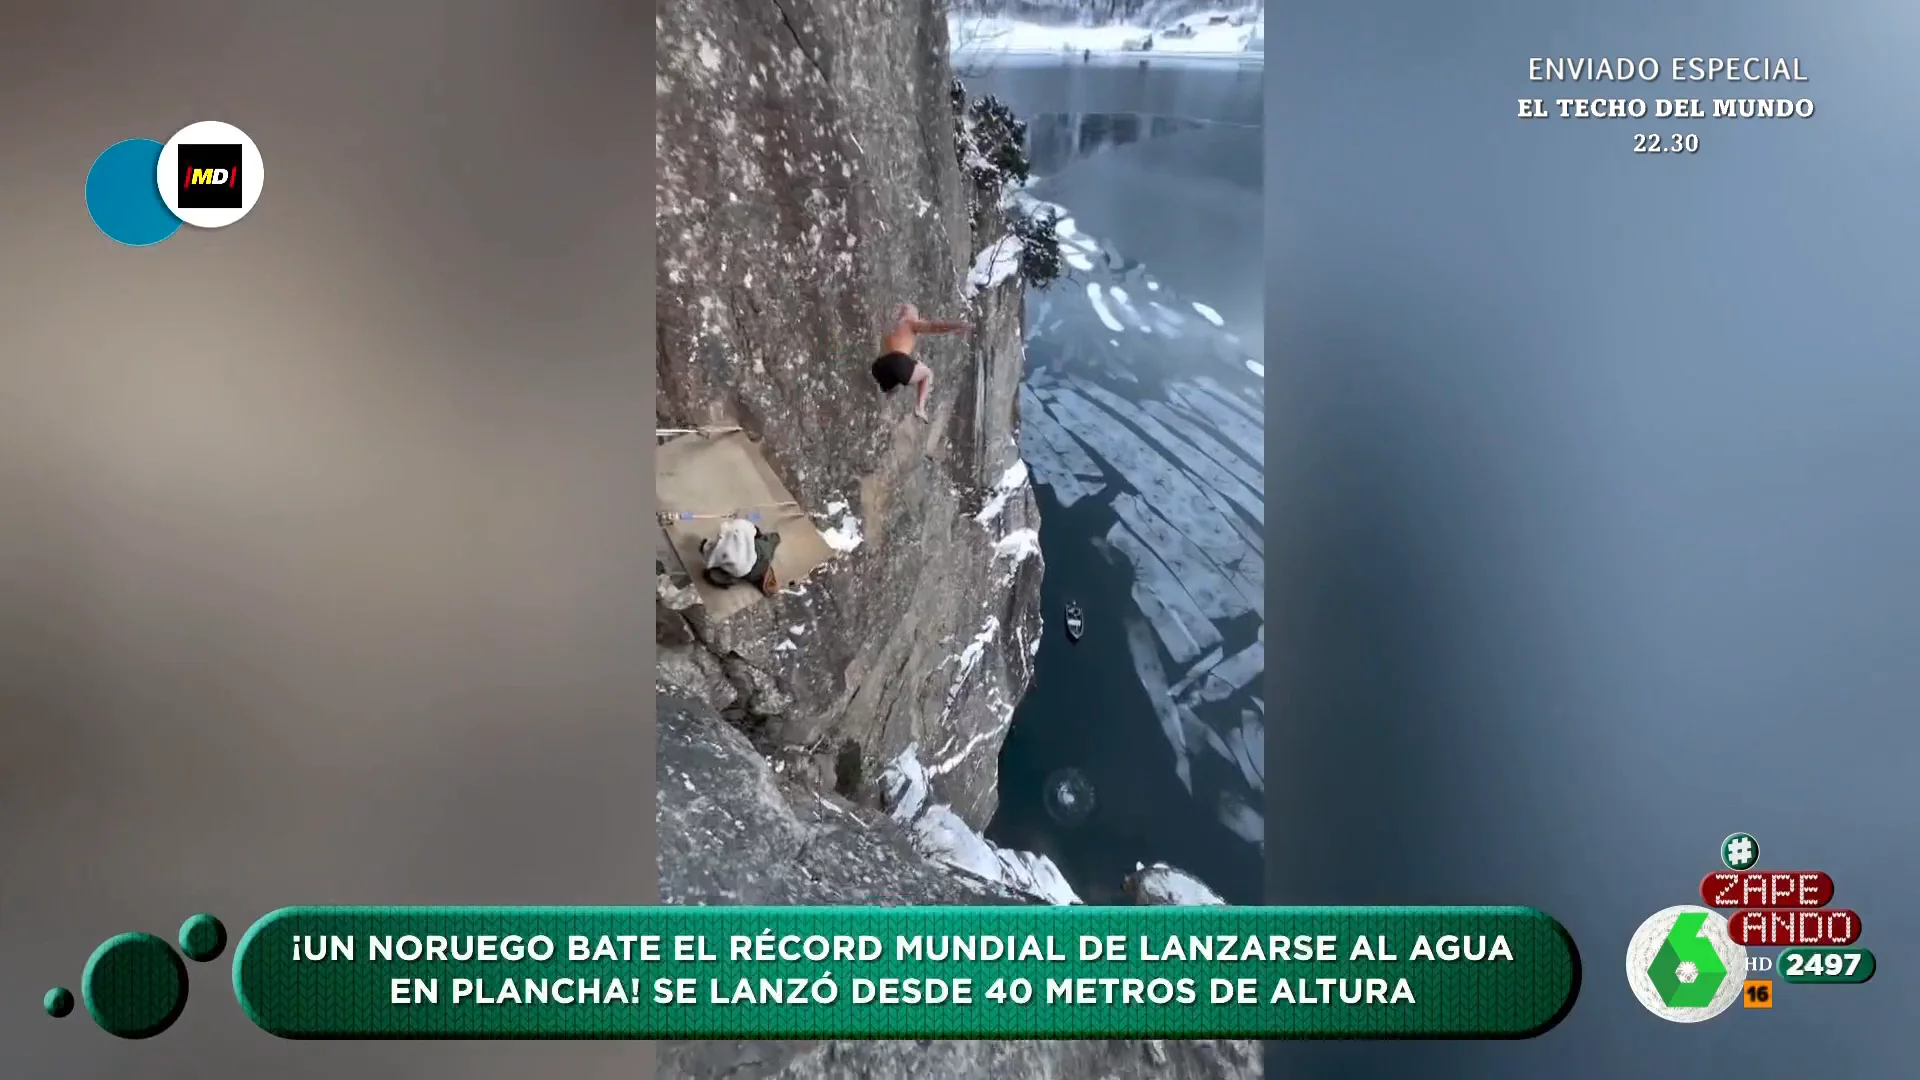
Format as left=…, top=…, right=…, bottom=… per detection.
left=81, top=932, right=189, bottom=1039
left=44, top=986, right=74, bottom=1018
left=179, top=913, right=228, bottom=963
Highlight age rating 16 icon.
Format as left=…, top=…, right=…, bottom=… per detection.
left=83, top=121, right=264, bottom=246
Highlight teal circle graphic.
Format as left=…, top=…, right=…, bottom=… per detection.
left=178, top=913, right=227, bottom=963
left=85, top=139, right=182, bottom=247
left=1720, top=832, right=1760, bottom=871
left=44, top=986, right=74, bottom=1018
left=80, top=932, right=189, bottom=1039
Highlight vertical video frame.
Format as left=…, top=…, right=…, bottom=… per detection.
left=656, top=3, right=1264, bottom=1074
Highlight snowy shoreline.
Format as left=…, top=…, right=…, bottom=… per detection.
left=962, top=49, right=1261, bottom=67
left=951, top=10, right=1264, bottom=67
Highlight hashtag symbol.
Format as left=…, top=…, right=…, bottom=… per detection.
left=1725, top=836, right=1755, bottom=868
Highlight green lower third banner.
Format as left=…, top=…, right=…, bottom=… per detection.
left=233, top=906, right=1581, bottom=1039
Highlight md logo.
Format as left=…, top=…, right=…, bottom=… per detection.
left=176, top=143, right=243, bottom=210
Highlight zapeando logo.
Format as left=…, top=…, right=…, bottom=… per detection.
left=1625, top=905, right=1747, bottom=1022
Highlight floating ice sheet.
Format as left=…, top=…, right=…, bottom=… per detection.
left=1167, top=382, right=1263, bottom=466
left=1218, top=792, right=1264, bottom=848
left=1108, top=520, right=1222, bottom=664
left=1112, top=493, right=1258, bottom=620
left=1076, top=381, right=1264, bottom=529
left=1182, top=703, right=1234, bottom=765
left=1042, top=384, right=1248, bottom=568
left=1142, top=401, right=1263, bottom=498
left=1145, top=303, right=1187, bottom=337
left=1125, top=615, right=1193, bottom=794
left=1018, top=387, right=1107, bottom=507
left=1183, top=631, right=1264, bottom=707
left=1228, top=709, right=1264, bottom=791
left=1085, top=283, right=1126, bottom=333
left=1192, top=375, right=1265, bottom=428
left=1170, top=647, right=1224, bottom=700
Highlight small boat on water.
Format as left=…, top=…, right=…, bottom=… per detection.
left=1063, top=601, right=1085, bottom=643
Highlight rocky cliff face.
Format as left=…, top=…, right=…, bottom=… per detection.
left=657, top=692, right=1025, bottom=908
left=657, top=0, right=1040, bottom=830
left=655, top=3, right=1255, bottom=1077
left=657, top=694, right=1259, bottom=1080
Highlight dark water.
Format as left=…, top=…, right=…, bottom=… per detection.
left=967, top=59, right=1265, bottom=905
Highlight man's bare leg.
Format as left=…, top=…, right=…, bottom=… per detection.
left=910, top=361, right=932, bottom=421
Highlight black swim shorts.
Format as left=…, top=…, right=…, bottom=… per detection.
left=871, top=351, right=915, bottom=391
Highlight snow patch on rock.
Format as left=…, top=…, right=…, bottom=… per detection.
left=993, top=528, right=1041, bottom=566
left=974, top=459, right=1031, bottom=527
left=941, top=616, right=1001, bottom=723
left=964, top=235, right=1024, bottom=297
left=1130, top=862, right=1228, bottom=906
left=884, top=748, right=1081, bottom=905
left=819, top=509, right=864, bottom=553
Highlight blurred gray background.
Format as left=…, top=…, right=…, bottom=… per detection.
left=0, top=3, right=657, bottom=1078
left=1267, top=0, right=1917, bottom=1076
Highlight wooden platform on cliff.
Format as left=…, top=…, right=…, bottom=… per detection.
left=656, top=429, right=835, bottom=623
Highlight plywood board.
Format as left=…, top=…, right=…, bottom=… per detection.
left=656, top=431, right=835, bottom=622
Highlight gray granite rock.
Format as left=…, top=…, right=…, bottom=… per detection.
left=657, top=0, right=1040, bottom=828
left=656, top=694, right=1257, bottom=1080
left=657, top=692, right=1023, bottom=909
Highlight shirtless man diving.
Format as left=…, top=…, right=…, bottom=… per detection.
left=870, top=303, right=968, bottom=422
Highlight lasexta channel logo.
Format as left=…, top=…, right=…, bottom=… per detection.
left=1646, top=910, right=1730, bottom=1008
left=1625, top=905, right=1746, bottom=1022
left=177, top=143, right=242, bottom=209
